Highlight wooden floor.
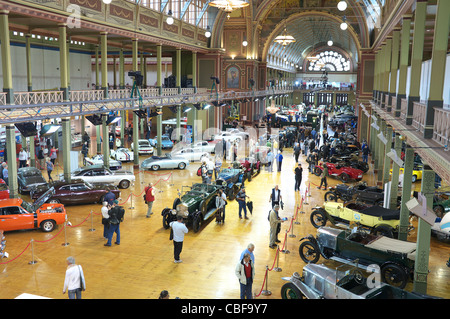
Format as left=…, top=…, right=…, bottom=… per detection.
left=1, top=142, right=450, bottom=299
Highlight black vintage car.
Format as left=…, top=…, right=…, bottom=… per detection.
left=17, top=167, right=47, bottom=194
left=215, top=167, right=245, bottom=200
left=161, top=183, right=221, bottom=232
left=324, top=182, right=400, bottom=207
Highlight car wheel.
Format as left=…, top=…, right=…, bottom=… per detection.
left=281, top=282, right=305, bottom=299
left=433, top=205, right=445, bottom=218
left=40, top=220, right=56, bottom=232
left=412, top=175, right=417, bottom=183
left=178, top=162, right=186, bottom=170
left=310, top=210, right=327, bottom=228
left=299, top=240, right=320, bottom=264
left=371, top=225, right=394, bottom=238
left=381, top=263, right=408, bottom=289
left=162, top=208, right=174, bottom=229
left=151, top=165, right=160, bottom=171
left=119, top=180, right=130, bottom=189
left=340, top=173, right=350, bottom=183
left=49, top=199, right=61, bottom=204
left=324, top=191, right=337, bottom=202
left=193, top=213, right=202, bottom=233
left=314, top=167, right=322, bottom=176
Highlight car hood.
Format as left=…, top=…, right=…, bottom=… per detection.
left=21, top=175, right=47, bottom=186
left=33, top=187, right=56, bottom=211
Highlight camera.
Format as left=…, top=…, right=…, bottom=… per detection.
left=128, top=71, right=143, bottom=86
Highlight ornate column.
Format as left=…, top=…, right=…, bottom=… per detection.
left=25, top=33, right=32, bottom=92
left=423, top=0, right=450, bottom=138
left=101, top=32, right=108, bottom=98
left=58, top=24, right=69, bottom=100
left=62, top=118, right=72, bottom=181
left=388, top=28, right=400, bottom=112
left=406, top=0, right=427, bottom=125
left=132, top=38, right=140, bottom=166
left=398, top=146, right=414, bottom=241
left=0, top=11, right=14, bottom=104
left=396, top=15, right=412, bottom=117
left=156, top=44, right=163, bottom=155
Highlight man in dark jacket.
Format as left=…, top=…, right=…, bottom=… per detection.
left=295, top=164, right=303, bottom=192
left=105, top=201, right=124, bottom=246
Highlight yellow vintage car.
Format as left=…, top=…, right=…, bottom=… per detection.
left=310, top=201, right=413, bottom=238
left=390, top=165, right=423, bottom=183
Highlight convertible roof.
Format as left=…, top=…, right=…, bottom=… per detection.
left=360, top=206, right=400, bottom=220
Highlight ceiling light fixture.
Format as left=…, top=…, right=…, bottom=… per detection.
left=166, top=10, right=174, bottom=25
left=337, top=1, right=347, bottom=11
left=205, top=26, right=211, bottom=38
left=340, top=16, right=348, bottom=30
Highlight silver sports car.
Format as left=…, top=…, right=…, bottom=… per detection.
left=141, top=153, right=189, bottom=171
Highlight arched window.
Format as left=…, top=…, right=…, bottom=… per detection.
left=307, top=50, right=351, bottom=72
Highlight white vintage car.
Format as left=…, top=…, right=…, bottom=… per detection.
left=65, top=165, right=135, bottom=189
left=171, top=148, right=209, bottom=162
left=110, top=147, right=134, bottom=162
left=190, top=140, right=217, bottom=154
left=212, top=131, right=243, bottom=143
left=131, top=139, right=154, bottom=155
left=85, top=155, right=122, bottom=170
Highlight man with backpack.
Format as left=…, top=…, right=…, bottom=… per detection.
left=104, top=200, right=125, bottom=247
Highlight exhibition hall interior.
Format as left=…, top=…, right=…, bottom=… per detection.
left=0, top=0, right=450, bottom=300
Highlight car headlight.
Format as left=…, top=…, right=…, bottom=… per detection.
left=176, top=203, right=189, bottom=218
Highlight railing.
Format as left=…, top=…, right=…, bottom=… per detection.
left=400, top=98, right=407, bottom=120
left=108, top=89, right=130, bottom=100
left=412, top=101, right=426, bottom=133
left=433, top=107, right=450, bottom=147
left=70, top=90, right=104, bottom=102
left=14, top=91, right=63, bottom=105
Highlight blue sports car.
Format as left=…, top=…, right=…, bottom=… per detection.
left=149, top=135, right=174, bottom=149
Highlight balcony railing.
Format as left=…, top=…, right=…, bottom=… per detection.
left=70, top=90, right=104, bottom=102
left=0, top=93, right=6, bottom=105
left=14, top=91, right=63, bottom=105
left=412, top=101, right=426, bottom=134
left=433, top=107, right=450, bottom=147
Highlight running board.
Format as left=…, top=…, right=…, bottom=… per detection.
left=204, top=208, right=218, bottom=220
left=330, top=256, right=380, bottom=273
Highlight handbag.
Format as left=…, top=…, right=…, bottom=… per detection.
left=78, top=265, right=85, bottom=291
left=169, top=228, right=174, bottom=240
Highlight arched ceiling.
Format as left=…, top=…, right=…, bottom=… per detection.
left=212, top=0, right=387, bottom=72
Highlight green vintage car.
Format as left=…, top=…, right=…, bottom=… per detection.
left=299, top=226, right=416, bottom=289
left=161, top=183, right=221, bottom=232
left=432, top=193, right=450, bottom=218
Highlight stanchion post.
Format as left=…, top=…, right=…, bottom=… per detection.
left=308, top=182, right=312, bottom=197
left=89, top=210, right=95, bottom=232
left=28, top=239, right=37, bottom=265
left=62, top=217, right=69, bottom=246
left=289, top=217, right=296, bottom=238
left=294, top=205, right=301, bottom=225
left=261, top=266, right=272, bottom=296
left=280, top=231, right=290, bottom=254
left=274, top=248, right=282, bottom=272
left=129, top=193, right=135, bottom=210
left=169, top=173, right=174, bottom=186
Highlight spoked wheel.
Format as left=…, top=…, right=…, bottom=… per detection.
left=281, top=282, right=305, bottom=299
left=381, top=263, right=408, bottom=289
left=310, top=210, right=327, bottom=228
left=298, top=240, right=320, bottom=264
left=324, top=191, right=338, bottom=202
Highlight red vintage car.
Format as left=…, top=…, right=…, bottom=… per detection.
left=239, top=156, right=261, bottom=181
left=0, top=179, right=9, bottom=199
left=314, top=162, right=363, bottom=183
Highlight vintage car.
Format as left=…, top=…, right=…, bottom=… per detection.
left=30, top=179, right=120, bottom=205
left=212, top=131, right=243, bottom=143
left=161, top=183, right=221, bottom=232
left=215, top=167, right=245, bottom=199
left=64, top=165, right=135, bottom=189
left=190, top=140, right=217, bottom=154
left=328, top=114, right=358, bottom=126
left=324, top=182, right=399, bottom=206
left=310, top=201, right=409, bottom=238
left=238, top=157, right=261, bottom=181
left=327, top=155, right=369, bottom=173
left=431, top=212, right=450, bottom=241
left=141, top=153, right=189, bottom=171
left=390, top=164, right=423, bottom=183
left=0, top=187, right=66, bottom=232
left=0, top=179, right=9, bottom=199
left=85, top=154, right=122, bottom=170
left=149, top=135, right=174, bottom=149
left=314, top=162, right=364, bottom=183
left=171, top=148, right=209, bottom=162
left=17, top=167, right=47, bottom=194
left=281, top=263, right=438, bottom=299
left=430, top=193, right=450, bottom=218
left=110, top=147, right=134, bottom=162
left=131, top=139, right=154, bottom=155
left=298, top=226, right=416, bottom=289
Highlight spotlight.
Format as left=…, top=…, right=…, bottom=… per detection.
left=102, top=0, right=112, bottom=4
left=327, top=40, right=333, bottom=46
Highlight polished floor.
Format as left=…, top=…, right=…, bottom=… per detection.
left=1, top=139, right=450, bottom=299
